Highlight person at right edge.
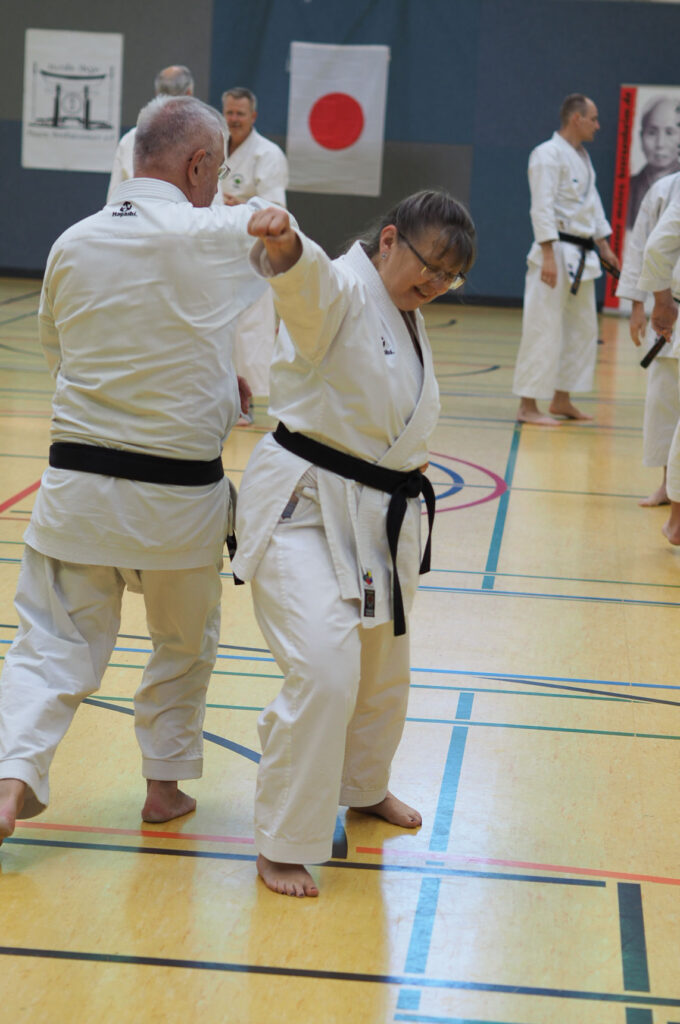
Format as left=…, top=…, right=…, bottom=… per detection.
left=513, top=93, right=619, bottom=425
left=232, top=191, right=476, bottom=897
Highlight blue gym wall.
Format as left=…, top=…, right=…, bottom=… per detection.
left=1, top=0, right=679, bottom=302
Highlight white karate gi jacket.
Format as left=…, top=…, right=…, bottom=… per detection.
left=27, top=179, right=266, bottom=571
left=221, top=128, right=288, bottom=206
left=106, top=127, right=136, bottom=202
left=232, top=238, right=440, bottom=628
left=639, top=195, right=680, bottom=298
left=527, top=131, right=611, bottom=282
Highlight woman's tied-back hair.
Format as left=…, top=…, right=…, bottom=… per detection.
left=134, top=95, right=225, bottom=172
left=358, top=190, right=476, bottom=277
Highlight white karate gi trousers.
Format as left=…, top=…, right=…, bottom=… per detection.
left=232, top=290, right=276, bottom=397
left=0, top=545, right=222, bottom=818
left=642, top=354, right=680, bottom=467
left=250, top=488, right=411, bottom=864
left=513, top=260, right=598, bottom=400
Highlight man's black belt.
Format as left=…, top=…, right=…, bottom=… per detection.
left=49, top=441, right=224, bottom=486
left=558, top=231, right=619, bottom=295
left=273, top=422, right=435, bottom=637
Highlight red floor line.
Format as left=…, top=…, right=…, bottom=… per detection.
left=355, top=846, right=680, bottom=886
left=0, top=480, right=41, bottom=514
left=15, top=820, right=254, bottom=844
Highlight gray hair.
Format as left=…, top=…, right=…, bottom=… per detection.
left=134, top=95, right=224, bottom=172
left=154, top=65, right=194, bottom=96
left=560, top=93, right=589, bottom=126
left=221, top=86, right=257, bottom=112
left=357, top=190, right=476, bottom=277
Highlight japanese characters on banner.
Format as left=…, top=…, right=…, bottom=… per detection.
left=606, top=83, right=680, bottom=311
left=22, top=29, right=123, bottom=173
left=286, top=42, right=390, bottom=197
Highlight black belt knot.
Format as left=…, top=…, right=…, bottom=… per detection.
left=273, top=422, right=435, bottom=636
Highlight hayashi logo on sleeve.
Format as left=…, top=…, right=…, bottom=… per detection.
left=112, top=201, right=136, bottom=218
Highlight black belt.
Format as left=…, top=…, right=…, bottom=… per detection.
left=274, top=422, right=435, bottom=637
left=49, top=442, right=224, bottom=486
left=558, top=231, right=620, bottom=295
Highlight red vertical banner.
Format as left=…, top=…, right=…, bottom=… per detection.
left=605, top=86, right=636, bottom=310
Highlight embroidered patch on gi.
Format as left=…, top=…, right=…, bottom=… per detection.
left=381, top=335, right=395, bottom=357
left=362, top=569, right=373, bottom=586
left=112, top=201, right=137, bottom=218
left=363, top=588, right=375, bottom=617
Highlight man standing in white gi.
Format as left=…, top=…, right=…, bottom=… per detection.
left=617, top=171, right=680, bottom=506
left=638, top=196, right=680, bottom=541
left=0, top=95, right=265, bottom=843
left=513, top=94, right=619, bottom=425
left=106, top=65, right=195, bottom=202
left=220, top=87, right=289, bottom=416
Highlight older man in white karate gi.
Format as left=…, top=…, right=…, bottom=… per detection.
left=638, top=196, right=680, bottom=542
left=513, top=93, right=619, bottom=425
left=617, top=171, right=680, bottom=506
left=106, top=65, right=195, bottom=202
left=219, top=87, right=289, bottom=414
left=0, top=95, right=266, bottom=843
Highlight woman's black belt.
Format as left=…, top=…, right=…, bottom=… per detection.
left=274, top=421, right=435, bottom=637
left=49, top=441, right=224, bottom=486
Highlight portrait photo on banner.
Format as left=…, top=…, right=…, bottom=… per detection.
left=606, top=83, right=680, bottom=313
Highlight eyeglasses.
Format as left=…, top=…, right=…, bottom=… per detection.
left=397, top=230, right=466, bottom=290
left=217, top=162, right=229, bottom=180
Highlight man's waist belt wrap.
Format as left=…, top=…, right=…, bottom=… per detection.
left=49, top=442, right=224, bottom=486
left=274, top=422, right=435, bottom=637
left=558, top=231, right=596, bottom=295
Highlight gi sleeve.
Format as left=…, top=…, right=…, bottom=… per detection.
left=38, top=265, right=61, bottom=379
left=638, top=198, right=680, bottom=294
left=616, top=187, right=657, bottom=302
left=528, top=146, right=561, bottom=243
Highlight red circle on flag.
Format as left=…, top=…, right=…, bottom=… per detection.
left=308, top=92, right=364, bottom=150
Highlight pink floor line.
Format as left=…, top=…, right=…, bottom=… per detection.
left=0, top=480, right=41, bottom=514
left=355, top=845, right=680, bottom=886
left=15, top=820, right=254, bottom=844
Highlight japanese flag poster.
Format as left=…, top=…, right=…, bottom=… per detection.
left=22, top=29, right=123, bottom=173
left=605, top=83, right=680, bottom=311
left=286, top=41, right=390, bottom=197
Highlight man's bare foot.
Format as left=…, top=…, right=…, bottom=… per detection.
left=0, top=778, right=26, bottom=844
left=256, top=854, right=319, bottom=897
left=662, top=501, right=680, bottom=544
left=141, top=780, right=196, bottom=823
left=350, top=790, right=422, bottom=828
left=548, top=392, right=592, bottom=420
left=516, top=398, right=561, bottom=426
left=639, top=484, right=669, bottom=507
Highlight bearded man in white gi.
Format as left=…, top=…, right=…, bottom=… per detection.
left=617, top=172, right=680, bottom=506
left=0, top=95, right=266, bottom=844
left=513, top=94, right=619, bottom=425
left=107, top=64, right=195, bottom=202
left=220, top=87, right=289, bottom=413
left=638, top=196, right=680, bottom=542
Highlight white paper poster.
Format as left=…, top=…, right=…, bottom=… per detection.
left=286, top=42, right=390, bottom=197
left=22, top=29, right=123, bottom=173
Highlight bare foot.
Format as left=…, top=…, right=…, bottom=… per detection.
left=256, top=854, right=319, bottom=897
left=639, top=484, right=669, bottom=507
left=0, top=778, right=26, bottom=844
left=517, top=409, right=562, bottom=426
left=141, top=780, right=196, bottom=823
left=516, top=399, right=561, bottom=426
left=351, top=790, right=422, bottom=828
left=548, top=400, right=592, bottom=421
left=662, top=520, right=680, bottom=545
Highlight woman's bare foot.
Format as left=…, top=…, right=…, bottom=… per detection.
left=662, top=501, right=680, bottom=545
left=257, top=854, right=319, bottom=897
left=0, top=778, right=26, bottom=844
left=517, top=398, right=561, bottom=426
left=141, top=780, right=196, bottom=823
left=639, top=483, right=669, bottom=507
left=351, top=790, right=422, bottom=828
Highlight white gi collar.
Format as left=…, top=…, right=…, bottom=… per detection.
left=108, top=178, right=190, bottom=206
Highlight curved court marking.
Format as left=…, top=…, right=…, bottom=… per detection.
left=429, top=453, right=507, bottom=512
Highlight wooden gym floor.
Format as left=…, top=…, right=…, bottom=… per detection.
left=1, top=275, right=679, bottom=1024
